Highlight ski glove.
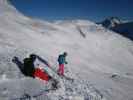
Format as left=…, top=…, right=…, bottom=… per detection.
left=65, top=62, right=68, bottom=64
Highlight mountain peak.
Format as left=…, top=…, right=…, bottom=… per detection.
left=98, top=16, right=133, bottom=40
left=98, top=16, right=123, bottom=28
left=0, top=0, right=18, bottom=15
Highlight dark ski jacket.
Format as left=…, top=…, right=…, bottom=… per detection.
left=23, top=58, right=35, bottom=77
left=58, top=54, right=67, bottom=64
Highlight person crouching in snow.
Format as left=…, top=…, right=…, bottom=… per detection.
left=23, top=54, right=36, bottom=78
left=23, top=54, right=50, bottom=80
left=57, top=52, right=68, bottom=76
left=23, top=54, right=58, bottom=89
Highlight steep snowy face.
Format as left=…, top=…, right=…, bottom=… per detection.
left=0, top=0, right=18, bottom=15
left=0, top=0, right=11, bottom=13
left=1, top=0, right=133, bottom=100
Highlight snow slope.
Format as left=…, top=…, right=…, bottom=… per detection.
left=0, top=0, right=133, bottom=100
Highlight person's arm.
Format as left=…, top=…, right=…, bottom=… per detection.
left=64, top=57, right=68, bottom=64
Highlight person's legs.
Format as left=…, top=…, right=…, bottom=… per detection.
left=61, top=64, right=64, bottom=75
left=12, top=57, right=25, bottom=74
left=58, top=64, right=64, bottom=75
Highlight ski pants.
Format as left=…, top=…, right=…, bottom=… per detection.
left=58, top=64, right=64, bottom=75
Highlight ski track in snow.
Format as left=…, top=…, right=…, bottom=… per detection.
left=0, top=0, right=133, bottom=100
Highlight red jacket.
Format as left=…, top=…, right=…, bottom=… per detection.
left=34, top=68, right=49, bottom=81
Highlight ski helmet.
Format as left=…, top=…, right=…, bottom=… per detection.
left=63, top=52, right=67, bottom=56
left=30, top=54, right=36, bottom=60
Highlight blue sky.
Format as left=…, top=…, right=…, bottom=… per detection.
left=10, top=0, right=133, bottom=22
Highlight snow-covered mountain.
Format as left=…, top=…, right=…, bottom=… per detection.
left=99, top=17, right=133, bottom=40
left=111, top=22, right=133, bottom=40
left=98, top=17, right=123, bottom=28
left=1, top=0, right=133, bottom=100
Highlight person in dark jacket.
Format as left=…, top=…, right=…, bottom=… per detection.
left=23, top=54, right=58, bottom=89
left=57, top=52, right=68, bottom=76
left=23, top=54, right=51, bottom=80
left=23, top=54, right=36, bottom=78
left=23, top=54, right=52, bottom=79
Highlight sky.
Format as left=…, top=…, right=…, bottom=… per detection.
left=10, top=0, right=133, bottom=22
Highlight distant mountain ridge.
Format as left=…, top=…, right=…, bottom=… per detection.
left=98, top=17, right=133, bottom=40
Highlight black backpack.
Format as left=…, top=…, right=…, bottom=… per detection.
left=23, top=58, right=35, bottom=77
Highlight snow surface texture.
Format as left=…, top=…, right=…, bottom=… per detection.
left=0, top=0, right=133, bottom=100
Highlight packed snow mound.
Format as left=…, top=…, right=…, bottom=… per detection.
left=0, top=0, right=133, bottom=100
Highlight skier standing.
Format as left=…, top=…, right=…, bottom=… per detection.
left=57, top=52, right=68, bottom=76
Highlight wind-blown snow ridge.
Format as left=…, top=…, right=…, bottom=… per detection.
left=0, top=0, right=133, bottom=100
